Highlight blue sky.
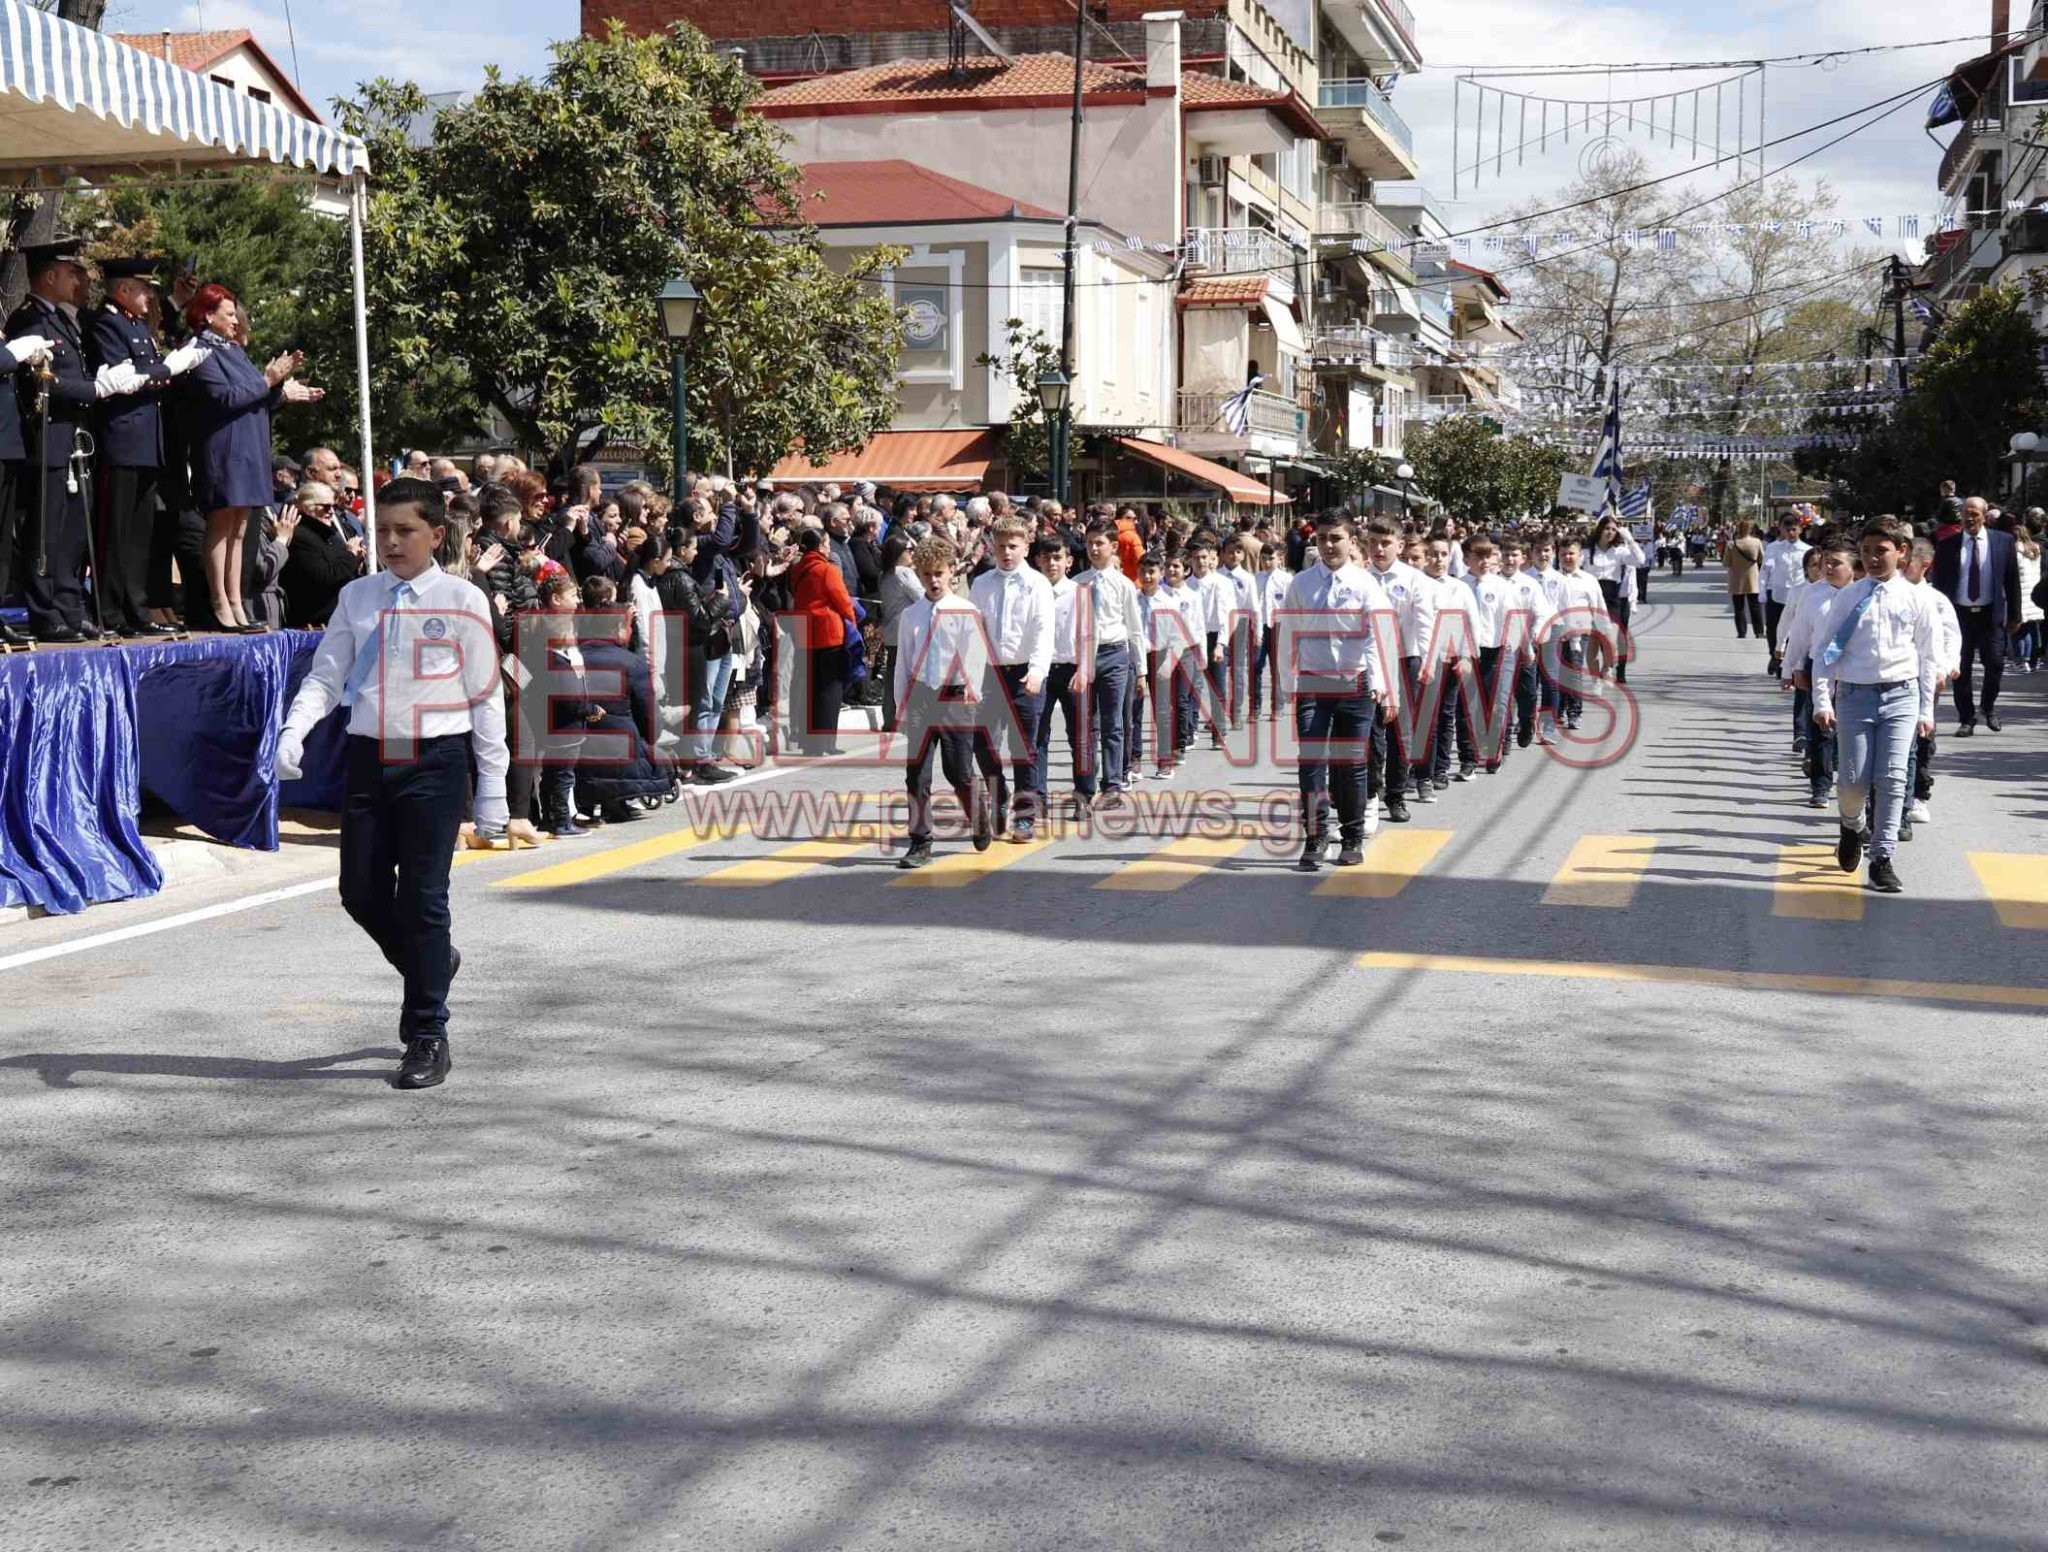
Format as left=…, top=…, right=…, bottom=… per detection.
left=108, top=0, right=1983, bottom=238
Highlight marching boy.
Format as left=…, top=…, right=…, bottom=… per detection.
left=275, top=478, right=508, bottom=1090
left=895, top=536, right=1001, bottom=870
left=1809, top=516, right=1942, bottom=894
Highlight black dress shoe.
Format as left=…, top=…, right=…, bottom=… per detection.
left=0, top=622, right=30, bottom=648
left=1955, top=722, right=1975, bottom=737
left=129, top=622, right=177, bottom=637
left=972, top=779, right=994, bottom=852
left=1984, top=712, right=2002, bottom=732
left=394, top=1038, right=451, bottom=1090
left=1836, top=823, right=1864, bottom=874
left=36, top=627, right=87, bottom=644
left=1867, top=858, right=1903, bottom=894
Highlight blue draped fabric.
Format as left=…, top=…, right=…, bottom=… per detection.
left=0, top=631, right=348, bottom=914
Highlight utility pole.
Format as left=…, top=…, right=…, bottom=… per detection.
left=1054, top=0, right=1087, bottom=507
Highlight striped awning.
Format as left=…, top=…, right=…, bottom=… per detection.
left=0, top=0, right=367, bottom=177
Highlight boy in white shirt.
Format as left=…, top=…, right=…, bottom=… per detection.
left=275, top=479, right=508, bottom=1091
left=968, top=515, right=1054, bottom=842
left=1501, top=536, right=1555, bottom=751
left=1361, top=517, right=1434, bottom=814
left=1810, top=516, right=1941, bottom=893
left=1256, top=545, right=1294, bottom=723
left=1550, top=534, right=1610, bottom=734
left=1219, top=533, right=1260, bottom=729
left=1462, top=536, right=1519, bottom=773
left=1186, top=533, right=1235, bottom=747
left=1418, top=535, right=1475, bottom=790
left=1154, top=554, right=1204, bottom=777
left=1028, top=537, right=1082, bottom=818
left=1782, top=533, right=1855, bottom=809
left=895, top=535, right=1001, bottom=869
left=1780, top=547, right=1821, bottom=756
left=1071, top=520, right=1149, bottom=803
left=1900, top=535, right=1962, bottom=835
left=1130, top=553, right=1164, bottom=779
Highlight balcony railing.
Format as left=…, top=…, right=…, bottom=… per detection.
left=1316, top=78, right=1414, bottom=155
left=1178, top=388, right=1304, bottom=444
left=1312, top=325, right=1412, bottom=370
left=1184, top=226, right=1305, bottom=285
left=1378, top=0, right=1418, bottom=52
left=1939, top=117, right=2004, bottom=197
left=1318, top=201, right=1409, bottom=254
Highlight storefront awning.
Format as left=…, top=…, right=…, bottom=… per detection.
left=0, top=0, right=367, bottom=175
left=1116, top=436, right=1291, bottom=507
left=770, top=427, right=1000, bottom=490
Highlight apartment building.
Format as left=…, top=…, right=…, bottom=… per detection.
left=591, top=0, right=1482, bottom=493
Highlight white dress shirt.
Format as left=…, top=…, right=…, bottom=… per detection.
left=1809, top=575, right=1940, bottom=723
left=1587, top=533, right=1648, bottom=592
left=1046, top=575, right=1079, bottom=665
left=1364, top=559, right=1436, bottom=659
left=1221, top=564, right=1260, bottom=628
left=892, top=591, right=991, bottom=706
left=1525, top=563, right=1567, bottom=612
left=1071, top=565, right=1148, bottom=653
left=1779, top=579, right=1836, bottom=675
left=1260, top=567, right=1294, bottom=630
left=1551, top=567, right=1612, bottom=646
left=1149, top=582, right=1204, bottom=655
left=1464, top=572, right=1517, bottom=651
left=1277, top=560, right=1387, bottom=695
left=1422, top=571, right=1477, bottom=664
left=968, top=562, right=1054, bottom=679
left=282, top=562, right=509, bottom=820
left=1761, top=537, right=1811, bottom=601
left=1191, top=568, right=1237, bottom=635
left=1913, top=578, right=1963, bottom=677
left=1503, top=569, right=1555, bottom=653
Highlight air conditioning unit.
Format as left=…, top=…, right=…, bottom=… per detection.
left=1194, top=155, right=1229, bottom=186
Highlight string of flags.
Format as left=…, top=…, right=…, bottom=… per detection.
left=1491, top=355, right=1912, bottom=377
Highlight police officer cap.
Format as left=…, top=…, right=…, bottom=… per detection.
left=21, top=238, right=87, bottom=275
left=98, top=255, right=166, bottom=282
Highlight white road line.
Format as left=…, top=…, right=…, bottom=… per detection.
left=0, top=876, right=337, bottom=975
left=0, top=745, right=873, bottom=974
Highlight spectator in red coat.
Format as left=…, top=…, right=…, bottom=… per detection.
left=790, top=526, right=858, bottom=754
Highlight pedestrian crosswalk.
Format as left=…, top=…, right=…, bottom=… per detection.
left=452, top=795, right=2047, bottom=929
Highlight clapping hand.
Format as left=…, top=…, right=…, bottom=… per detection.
left=281, top=379, right=324, bottom=404
left=263, top=349, right=303, bottom=387
left=476, top=542, right=506, bottom=573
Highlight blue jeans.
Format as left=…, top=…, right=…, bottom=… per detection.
left=1833, top=681, right=1916, bottom=861
left=1083, top=642, right=1133, bottom=795
left=692, top=653, right=735, bottom=763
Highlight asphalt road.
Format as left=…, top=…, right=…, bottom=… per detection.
left=4, top=567, right=2046, bottom=1551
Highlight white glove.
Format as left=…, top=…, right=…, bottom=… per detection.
left=5, top=334, right=54, bottom=367
left=162, top=339, right=212, bottom=376
left=93, top=361, right=148, bottom=400
left=274, top=730, right=305, bottom=782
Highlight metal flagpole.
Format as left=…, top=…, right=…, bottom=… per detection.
left=348, top=172, right=378, bottom=571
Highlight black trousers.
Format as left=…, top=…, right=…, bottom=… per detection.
left=1733, top=593, right=1765, bottom=638
left=0, top=460, right=15, bottom=612
left=903, top=685, right=1002, bottom=841
left=1599, top=579, right=1633, bottom=684
left=1296, top=678, right=1373, bottom=843
left=1373, top=655, right=1423, bottom=793
left=1764, top=597, right=1787, bottom=659
left=804, top=643, right=845, bottom=753
left=1953, top=606, right=2005, bottom=724
left=16, top=464, right=89, bottom=636
left=993, top=663, right=1044, bottom=825
left=98, top=464, right=159, bottom=631
left=339, top=733, right=471, bottom=1042
left=1635, top=564, right=1650, bottom=603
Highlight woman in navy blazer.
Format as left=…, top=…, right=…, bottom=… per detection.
left=181, top=283, right=322, bottom=631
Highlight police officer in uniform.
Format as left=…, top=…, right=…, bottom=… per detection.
left=86, top=256, right=211, bottom=636
left=4, top=240, right=138, bottom=643
left=1, top=287, right=60, bottom=649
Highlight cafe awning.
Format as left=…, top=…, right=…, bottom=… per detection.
left=1116, top=436, right=1291, bottom=507
left=770, top=427, right=1000, bottom=490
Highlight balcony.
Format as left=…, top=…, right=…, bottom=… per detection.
left=1316, top=201, right=1416, bottom=280
left=1316, top=77, right=1421, bottom=181
left=1939, top=117, right=2004, bottom=198
left=1322, top=0, right=1423, bottom=73
left=1312, top=325, right=1413, bottom=373
left=1177, top=388, right=1305, bottom=453
left=1182, top=226, right=1303, bottom=302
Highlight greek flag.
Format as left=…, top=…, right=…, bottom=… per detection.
left=1589, top=377, right=1624, bottom=516
left=1219, top=375, right=1266, bottom=437
left=1620, top=478, right=1652, bottom=520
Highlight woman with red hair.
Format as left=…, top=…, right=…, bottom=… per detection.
left=181, top=283, right=323, bottom=630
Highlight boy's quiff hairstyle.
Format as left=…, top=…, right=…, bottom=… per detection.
left=1363, top=516, right=1401, bottom=540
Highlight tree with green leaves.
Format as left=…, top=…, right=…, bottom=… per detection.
left=1402, top=417, right=1567, bottom=523
left=335, top=22, right=904, bottom=478
left=978, top=320, right=1062, bottom=486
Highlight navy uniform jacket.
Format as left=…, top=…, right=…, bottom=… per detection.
left=85, top=304, right=173, bottom=469
left=4, top=297, right=95, bottom=470
left=0, top=336, right=22, bottom=463
left=1933, top=526, right=2023, bottom=631
left=180, top=329, right=283, bottom=511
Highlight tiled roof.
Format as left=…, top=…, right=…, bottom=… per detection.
left=1179, top=276, right=1270, bottom=307
left=756, top=54, right=1149, bottom=114
left=111, top=28, right=250, bottom=71
left=785, top=160, right=1060, bottom=225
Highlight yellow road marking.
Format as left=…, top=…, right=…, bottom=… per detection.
left=1096, top=835, right=1251, bottom=892
left=494, top=824, right=724, bottom=890
left=1354, top=951, right=2048, bottom=1009
left=1314, top=828, right=1453, bottom=898
left=889, top=838, right=1051, bottom=888
left=1773, top=843, right=1865, bottom=922
left=1968, top=852, right=2048, bottom=929
left=698, top=836, right=872, bottom=887
left=1542, top=834, right=1656, bottom=909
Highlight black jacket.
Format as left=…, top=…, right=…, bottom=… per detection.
left=478, top=549, right=540, bottom=651
left=5, top=297, right=95, bottom=469
left=280, top=516, right=363, bottom=627
left=85, top=303, right=174, bottom=469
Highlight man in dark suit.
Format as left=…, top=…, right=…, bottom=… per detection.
left=4, top=240, right=116, bottom=643
left=1933, top=494, right=2023, bottom=733
left=87, top=256, right=206, bottom=637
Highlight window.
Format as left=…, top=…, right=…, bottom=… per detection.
left=210, top=75, right=234, bottom=90
left=247, top=86, right=272, bottom=104
left=1014, top=269, right=1064, bottom=349
left=1098, top=273, right=1119, bottom=388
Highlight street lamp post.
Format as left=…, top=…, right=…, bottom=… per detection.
left=1036, top=366, right=1072, bottom=506
left=2011, top=430, right=2039, bottom=504
left=657, top=274, right=701, bottom=491
left=1396, top=460, right=1415, bottom=511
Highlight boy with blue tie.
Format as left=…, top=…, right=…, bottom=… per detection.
left=275, top=479, right=508, bottom=1089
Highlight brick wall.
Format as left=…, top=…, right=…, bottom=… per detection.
left=583, top=0, right=1226, bottom=42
